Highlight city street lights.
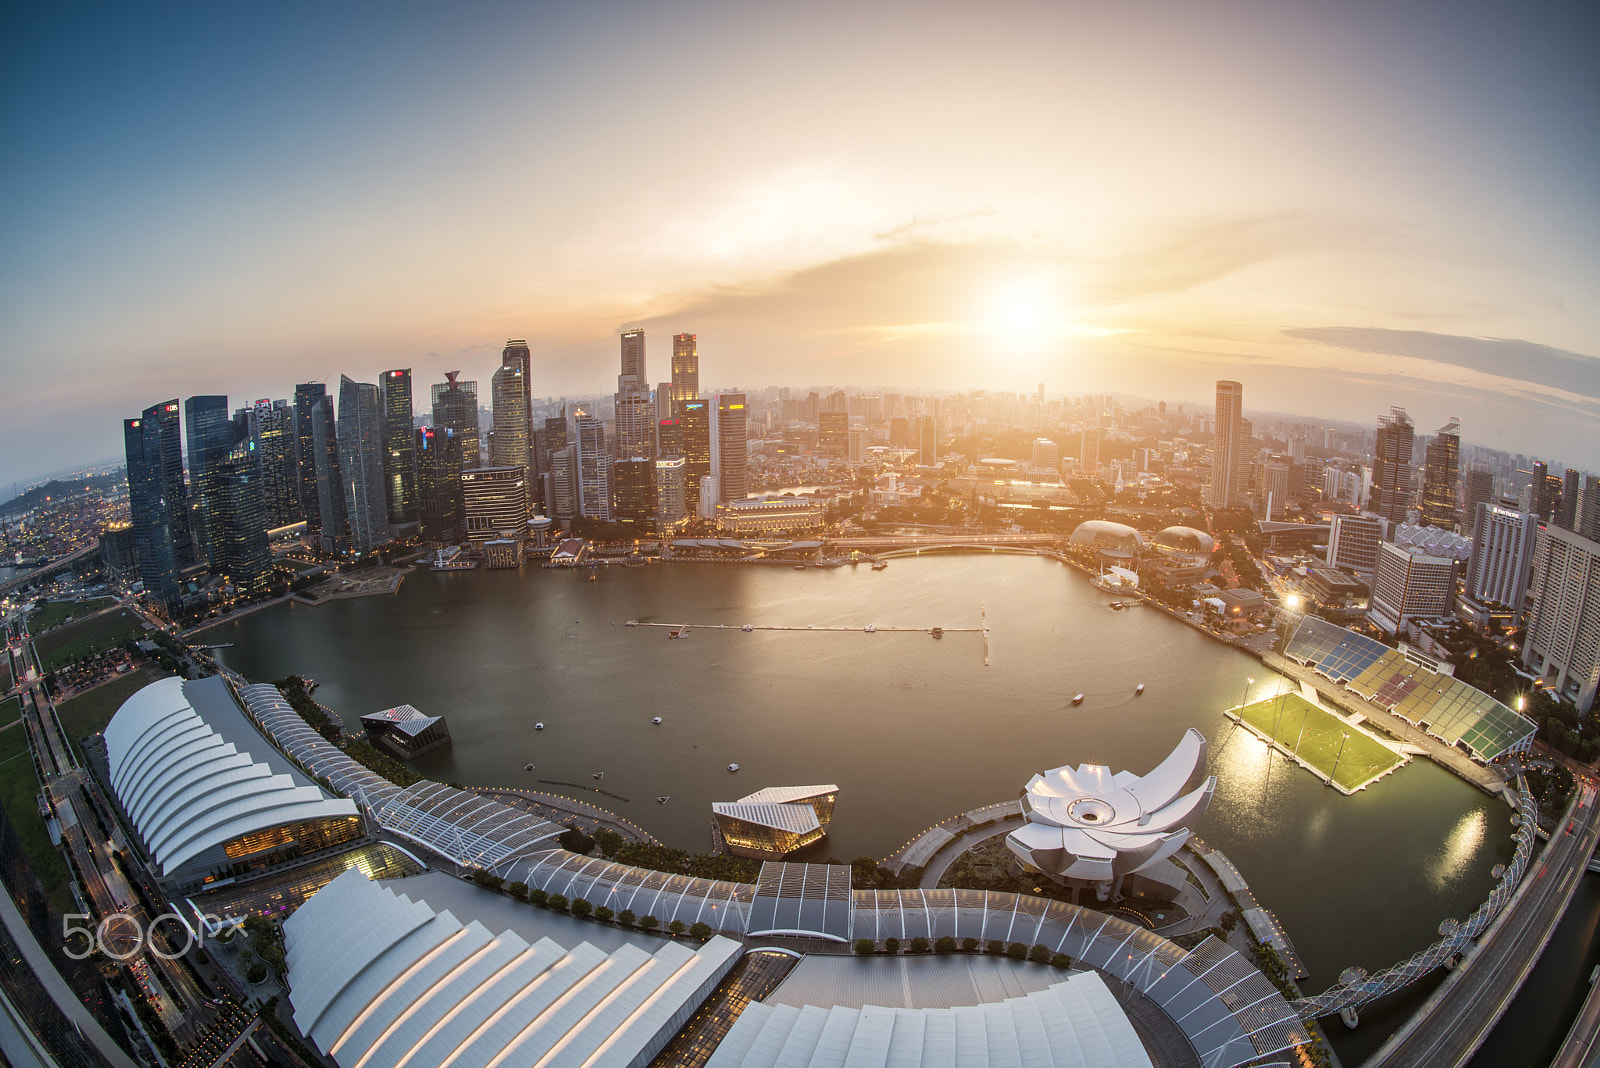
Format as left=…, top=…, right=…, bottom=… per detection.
left=1240, top=676, right=1254, bottom=711
left=1330, top=731, right=1350, bottom=787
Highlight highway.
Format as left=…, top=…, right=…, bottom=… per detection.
left=1362, top=781, right=1599, bottom=1068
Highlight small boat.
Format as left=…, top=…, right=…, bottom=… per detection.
left=625, top=620, right=638, bottom=627
left=930, top=627, right=943, bottom=639
left=1135, top=683, right=1146, bottom=696
left=524, top=763, right=536, bottom=771
left=793, top=564, right=807, bottom=571
left=669, top=627, right=690, bottom=639
left=592, top=771, right=604, bottom=780
left=1110, top=601, right=1125, bottom=611
left=1072, top=694, right=1085, bottom=706
left=727, top=763, right=740, bottom=772
left=651, top=716, right=662, bottom=725
left=741, top=624, right=754, bottom=632
left=864, top=625, right=876, bottom=633
left=534, top=722, right=545, bottom=731
left=872, top=561, right=888, bottom=571
left=656, top=796, right=670, bottom=804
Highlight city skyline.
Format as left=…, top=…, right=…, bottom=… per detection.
left=2, top=1, right=1597, bottom=487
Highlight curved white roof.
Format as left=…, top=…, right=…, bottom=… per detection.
left=1067, top=520, right=1143, bottom=549
left=285, top=869, right=742, bottom=1068
left=104, top=677, right=358, bottom=877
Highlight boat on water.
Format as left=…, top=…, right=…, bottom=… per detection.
left=625, top=620, right=638, bottom=627
left=1110, top=601, right=1125, bottom=610
left=534, top=722, right=545, bottom=731
left=727, top=763, right=740, bottom=772
left=1135, top=683, right=1145, bottom=696
left=656, top=796, right=670, bottom=804
left=741, top=624, right=754, bottom=632
left=669, top=626, right=690, bottom=639
left=930, top=626, right=944, bottom=639
left=524, top=763, right=536, bottom=771
left=793, top=564, right=807, bottom=571
left=592, top=771, right=604, bottom=780
left=864, top=625, right=876, bottom=633
left=652, top=716, right=662, bottom=725
left=1071, top=693, right=1085, bottom=706
left=871, top=561, right=888, bottom=571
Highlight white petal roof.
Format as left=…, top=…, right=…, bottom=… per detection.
left=104, top=677, right=358, bottom=877
left=736, top=785, right=838, bottom=805
left=711, top=802, right=822, bottom=834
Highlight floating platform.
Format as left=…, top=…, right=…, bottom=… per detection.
left=1226, top=692, right=1409, bottom=795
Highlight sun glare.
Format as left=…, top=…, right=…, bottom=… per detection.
left=985, top=279, right=1057, bottom=346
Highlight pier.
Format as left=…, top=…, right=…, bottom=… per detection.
left=624, top=620, right=982, bottom=633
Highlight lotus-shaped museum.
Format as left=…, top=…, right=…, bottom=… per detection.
left=1006, top=728, right=1215, bottom=897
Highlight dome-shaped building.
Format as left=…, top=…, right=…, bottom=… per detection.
left=1152, top=525, right=1216, bottom=566
left=1067, top=520, right=1144, bottom=562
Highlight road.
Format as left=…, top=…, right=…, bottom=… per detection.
left=1362, top=781, right=1600, bottom=1068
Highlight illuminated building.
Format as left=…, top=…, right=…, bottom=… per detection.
left=99, top=520, right=135, bottom=579
left=1523, top=525, right=1600, bottom=713
left=548, top=444, right=577, bottom=520
left=716, top=393, right=748, bottom=500
left=1007, top=730, right=1213, bottom=901
left=490, top=354, right=530, bottom=481
left=657, top=414, right=682, bottom=458
left=1326, top=513, right=1385, bottom=576
left=294, top=382, right=329, bottom=538
left=337, top=375, right=392, bottom=553
left=379, top=368, right=417, bottom=530
left=483, top=537, right=522, bottom=567
left=671, top=332, right=699, bottom=405
left=184, top=394, right=235, bottom=570
left=681, top=398, right=712, bottom=501
left=309, top=392, right=348, bottom=553
left=1371, top=407, right=1414, bottom=522
left=818, top=412, right=848, bottom=456
left=123, top=399, right=195, bottom=610
left=917, top=413, right=939, bottom=466
left=697, top=474, right=721, bottom=520
left=1420, top=420, right=1460, bottom=530
left=619, top=328, right=647, bottom=387
left=248, top=398, right=302, bottom=528
left=611, top=458, right=656, bottom=525
left=431, top=372, right=481, bottom=470
left=655, top=456, right=688, bottom=529
left=1206, top=380, right=1243, bottom=508
left=214, top=439, right=272, bottom=592
left=576, top=414, right=611, bottom=519
left=415, top=425, right=464, bottom=547
left=1032, top=437, right=1059, bottom=470
left=717, top=495, right=822, bottom=535
left=104, top=676, right=362, bottom=892
left=461, top=466, right=528, bottom=543
left=1367, top=540, right=1457, bottom=636
left=711, top=785, right=837, bottom=858
left=615, top=330, right=656, bottom=461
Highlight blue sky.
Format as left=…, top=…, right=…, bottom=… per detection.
left=1, top=0, right=1596, bottom=485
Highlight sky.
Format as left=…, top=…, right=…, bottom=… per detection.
left=1, top=0, right=1596, bottom=486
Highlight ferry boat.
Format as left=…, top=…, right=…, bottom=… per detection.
left=872, top=561, right=888, bottom=571
left=652, top=716, right=663, bottom=725
left=1071, top=693, right=1085, bottom=706
left=930, top=627, right=944, bottom=639
left=625, top=620, right=639, bottom=627
left=1110, top=601, right=1126, bottom=610
left=864, top=625, right=876, bottom=633
left=727, top=763, right=740, bottom=772
left=669, top=627, right=690, bottom=639
left=1135, top=683, right=1146, bottom=696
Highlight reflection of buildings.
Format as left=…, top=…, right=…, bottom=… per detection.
left=360, top=704, right=452, bottom=759
left=712, top=785, right=838, bottom=859
left=1007, top=730, right=1213, bottom=902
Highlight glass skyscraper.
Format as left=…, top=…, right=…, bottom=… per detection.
left=184, top=394, right=236, bottom=570
left=124, top=400, right=194, bottom=612
left=380, top=368, right=417, bottom=529
left=337, top=375, right=391, bottom=554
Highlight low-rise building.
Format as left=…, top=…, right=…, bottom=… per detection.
left=360, top=704, right=452, bottom=759
left=717, top=495, right=823, bottom=535
left=712, top=785, right=838, bottom=858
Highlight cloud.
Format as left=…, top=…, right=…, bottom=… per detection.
left=1284, top=326, right=1600, bottom=401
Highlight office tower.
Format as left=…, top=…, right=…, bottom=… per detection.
left=1079, top=428, right=1100, bottom=475
left=248, top=400, right=300, bottom=528
left=671, top=333, right=699, bottom=406
left=379, top=369, right=417, bottom=530
left=1419, top=421, right=1460, bottom=530
left=848, top=424, right=869, bottom=464
left=336, top=375, right=391, bottom=554
left=1367, top=541, right=1458, bottom=635
left=1258, top=462, right=1290, bottom=519
left=430, top=373, right=481, bottom=470
left=614, top=389, right=656, bottom=462
left=619, top=329, right=647, bottom=388
left=1371, top=408, right=1415, bottom=522
left=681, top=398, right=712, bottom=501
left=123, top=401, right=194, bottom=611
left=826, top=390, right=847, bottom=414
left=576, top=415, right=611, bottom=519
left=213, top=439, right=272, bottom=592
left=294, top=383, right=328, bottom=538
left=1463, top=468, right=1494, bottom=525
left=461, top=466, right=528, bottom=543
left=309, top=394, right=347, bottom=553
left=541, top=412, right=569, bottom=470
left=184, top=395, right=235, bottom=570
left=1522, top=525, right=1600, bottom=713
left=657, top=416, right=683, bottom=459
left=1207, top=381, right=1244, bottom=508
left=1465, top=502, right=1537, bottom=610
left=1032, top=438, right=1059, bottom=471
left=490, top=358, right=531, bottom=481
left=612, top=459, right=656, bottom=525
left=1326, top=513, right=1385, bottom=575
left=1530, top=460, right=1551, bottom=518
left=889, top=417, right=910, bottom=446
left=917, top=415, right=939, bottom=466
left=1558, top=469, right=1582, bottom=531
left=1579, top=476, right=1600, bottom=542
left=698, top=474, right=721, bottom=519
left=656, top=384, right=673, bottom=423
left=548, top=445, right=577, bottom=520
left=415, top=426, right=464, bottom=547
left=655, top=457, right=688, bottom=529
left=716, top=394, right=748, bottom=500
left=818, top=412, right=849, bottom=456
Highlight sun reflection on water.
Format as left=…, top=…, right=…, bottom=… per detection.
left=1427, top=808, right=1488, bottom=891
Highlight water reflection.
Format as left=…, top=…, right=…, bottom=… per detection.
left=1427, top=808, right=1488, bottom=892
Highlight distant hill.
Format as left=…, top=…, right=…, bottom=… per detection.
left=0, top=474, right=122, bottom=517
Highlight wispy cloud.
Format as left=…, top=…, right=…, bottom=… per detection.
left=1284, top=326, right=1600, bottom=400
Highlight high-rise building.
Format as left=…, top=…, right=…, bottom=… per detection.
left=1079, top=428, right=1099, bottom=476
left=1206, top=381, right=1244, bottom=508
left=671, top=333, right=699, bottom=406
left=430, top=373, right=481, bottom=470
left=1367, top=541, right=1457, bottom=635
left=124, top=401, right=194, bottom=611
left=184, top=395, right=236, bottom=570
left=657, top=416, right=683, bottom=459
left=697, top=474, right=721, bottom=519
left=1326, top=513, right=1385, bottom=575
left=379, top=369, right=417, bottom=530
left=917, top=414, right=939, bottom=467
left=461, top=466, right=528, bottom=543
left=1558, top=469, right=1582, bottom=531
left=490, top=357, right=531, bottom=482
left=1578, top=476, right=1600, bottom=542
left=611, top=459, right=656, bottom=526
left=213, top=439, right=272, bottom=592
left=1465, top=502, right=1537, bottom=611
left=1463, top=467, right=1494, bottom=525
left=1522, top=526, right=1600, bottom=713
left=576, top=415, right=611, bottom=519
left=294, top=383, right=328, bottom=538
left=548, top=445, right=577, bottom=520
left=1370, top=408, right=1415, bottom=522
left=655, top=457, right=688, bottom=529
left=415, top=426, right=464, bottom=548
left=818, top=412, right=849, bottom=457
left=336, top=375, right=391, bottom=554
left=716, top=394, right=748, bottom=501
left=1530, top=460, right=1552, bottom=518
left=248, top=399, right=300, bottom=529
left=848, top=424, right=870, bottom=464
left=619, top=329, right=647, bottom=389
left=1032, top=438, right=1059, bottom=471
left=309, top=394, right=347, bottom=553
left=1419, top=421, right=1460, bottom=530
left=681, top=398, right=712, bottom=501
left=614, top=389, right=656, bottom=463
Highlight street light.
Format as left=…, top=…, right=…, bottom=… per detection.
left=1330, top=731, right=1350, bottom=787
left=1239, top=676, right=1254, bottom=711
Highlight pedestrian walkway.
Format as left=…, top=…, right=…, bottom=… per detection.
left=474, top=786, right=659, bottom=844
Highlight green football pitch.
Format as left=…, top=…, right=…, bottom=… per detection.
left=1236, top=692, right=1403, bottom=791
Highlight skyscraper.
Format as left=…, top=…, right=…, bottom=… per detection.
left=248, top=399, right=300, bottom=529
left=1206, top=381, right=1243, bottom=508
left=336, top=375, right=391, bottom=554
left=1370, top=407, right=1414, bottom=523
left=214, top=439, right=272, bottom=592
left=1579, top=476, right=1600, bottom=542
left=917, top=414, right=939, bottom=467
left=379, top=369, right=417, bottom=530
left=1462, top=467, right=1494, bottom=526
left=309, top=394, right=346, bottom=553
left=1367, top=541, right=1458, bottom=636
left=431, top=373, right=481, bottom=470
left=294, top=383, right=328, bottom=539
left=1465, top=502, right=1537, bottom=611
left=124, top=401, right=194, bottom=612
left=1419, top=420, right=1460, bottom=530
left=818, top=412, right=849, bottom=457
left=655, top=456, right=688, bottom=529
left=415, top=426, right=464, bottom=548
left=716, top=394, right=748, bottom=501
left=461, top=466, right=527, bottom=543
left=1558, top=469, right=1582, bottom=531
left=548, top=445, right=577, bottom=520
left=657, top=416, right=683, bottom=459
left=576, top=414, right=611, bottom=520
left=680, top=398, right=712, bottom=501
left=1522, top=525, right=1600, bottom=713
left=618, top=329, right=647, bottom=389
left=184, top=395, right=236, bottom=570
left=611, top=459, right=656, bottom=526
left=671, top=333, right=699, bottom=407
left=490, top=357, right=531, bottom=484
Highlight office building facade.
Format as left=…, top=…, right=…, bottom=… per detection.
left=1206, top=381, right=1244, bottom=508
left=818, top=412, right=848, bottom=456
left=248, top=398, right=301, bottom=529
left=184, top=394, right=236, bottom=570
left=655, top=456, right=688, bottom=529
left=461, top=466, right=528, bottom=543
left=415, top=426, right=464, bottom=547
left=1367, top=541, right=1457, bottom=636
left=716, top=394, right=748, bottom=500
left=1522, top=526, right=1600, bottom=714
left=1465, top=503, right=1537, bottom=612
left=379, top=369, right=418, bottom=530
left=1371, top=407, right=1414, bottom=523
left=294, top=382, right=329, bottom=539
left=431, top=373, right=481, bottom=470
left=1326, top=513, right=1386, bottom=576
left=576, top=415, right=611, bottom=520
left=1419, top=421, right=1460, bottom=530
left=214, top=439, right=273, bottom=592
left=671, top=333, right=699, bottom=406
left=336, top=375, right=392, bottom=554
left=681, top=398, right=712, bottom=501
left=124, top=400, right=195, bottom=611
left=611, top=459, right=656, bottom=526
left=490, top=358, right=531, bottom=481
